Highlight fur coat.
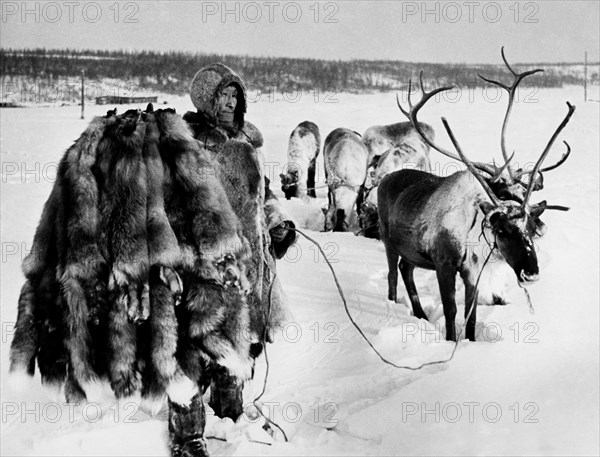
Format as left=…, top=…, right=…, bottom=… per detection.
left=185, top=62, right=296, bottom=259
left=9, top=106, right=280, bottom=402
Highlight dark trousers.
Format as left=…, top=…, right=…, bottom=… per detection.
left=168, top=365, right=244, bottom=457
left=208, top=365, right=244, bottom=421
left=168, top=392, right=208, bottom=457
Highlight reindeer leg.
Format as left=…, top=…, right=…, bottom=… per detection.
left=399, top=259, right=428, bottom=320
left=460, top=271, right=478, bottom=342
left=385, top=248, right=399, bottom=302
left=324, top=188, right=334, bottom=231
left=333, top=209, right=346, bottom=232
left=307, top=159, right=317, bottom=198
left=436, top=266, right=458, bottom=341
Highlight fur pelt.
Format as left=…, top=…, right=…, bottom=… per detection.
left=183, top=107, right=288, bottom=341
left=9, top=106, right=258, bottom=402
left=156, top=108, right=254, bottom=387
left=205, top=139, right=287, bottom=344
left=183, top=107, right=291, bottom=337
left=12, top=115, right=112, bottom=394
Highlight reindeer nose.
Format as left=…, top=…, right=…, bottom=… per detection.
left=519, top=271, right=539, bottom=283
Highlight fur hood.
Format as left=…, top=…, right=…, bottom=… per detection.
left=189, top=63, right=247, bottom=128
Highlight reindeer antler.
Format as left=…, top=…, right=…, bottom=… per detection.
left=478, top=47, right=543, bottom=179
left=398, top=73, right=511, bottom=180
left=396, top=72, right=503, bottom=206
left=399, top=49, right=574, bottom=213
left=522, top=102, right=575, bottom=209
left=491, top=151, right=515, bottom=183
left=540, top=142, right=572, bottom=172
left=513, top=141, right=571, bottom=186
left=441, top=118, right=501, bottom=206
left=396, top=72, right=459, bottom=161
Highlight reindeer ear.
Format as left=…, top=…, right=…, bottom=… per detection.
left=530, top=200, right=547, bottom=219
left=531, top=172, right=544, bottom=191
left=479, top=201, right=496, bottom=216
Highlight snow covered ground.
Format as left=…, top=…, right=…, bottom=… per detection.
left=1, top=85, right=598, bottom=456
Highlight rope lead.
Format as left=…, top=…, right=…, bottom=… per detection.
left=289, top=227, right=497, bottom=370
left=251, top=225, right=532, bottom=442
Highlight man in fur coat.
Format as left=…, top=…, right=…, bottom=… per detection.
left=181, top=63, right=296, bottom=424
left=10, top=102, right=294, bottom=457
left=9, top=61, right=296, bottom=456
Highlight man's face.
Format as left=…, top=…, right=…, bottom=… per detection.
left=218, top=85, right=238, bottom=115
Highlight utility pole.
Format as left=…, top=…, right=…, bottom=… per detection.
left=81, top=69, right=85, bottom=119
left=584, top=52, right=588, bottom=102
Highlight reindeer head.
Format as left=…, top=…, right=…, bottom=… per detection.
left=480, top=201, right=549, bottom=284
left=357, top=200, right=380, bottom=239
left=280, top=162, right=303, bottom=199
left=280, top=172, right=299, bottom=199
left=397, top=48, right=575, bottom=284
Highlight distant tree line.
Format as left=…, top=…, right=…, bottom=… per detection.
left=0, top=48, right=596, bottom=96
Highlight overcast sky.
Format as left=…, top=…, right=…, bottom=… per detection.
left=1, top=1, right=598, bottom=63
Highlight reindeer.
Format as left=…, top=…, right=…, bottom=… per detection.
left=363, top=121, right=434, bottom=181
left=323, top=128, right=369, bottom=231
left=357, top=121, right=435, bottom=239
left=379, top=49, right=574, bottom=341
left=357, top=126, right=433, bottom=238
left=280, top=121, right=321, bottom=199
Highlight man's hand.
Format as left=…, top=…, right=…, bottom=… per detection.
left=269, top=222, right=290, bottom=244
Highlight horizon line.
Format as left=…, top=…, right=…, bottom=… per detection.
left=2, top=46, right=599, bottom=68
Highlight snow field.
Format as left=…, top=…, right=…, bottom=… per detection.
left=1, top=85, right=598, bottom=455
